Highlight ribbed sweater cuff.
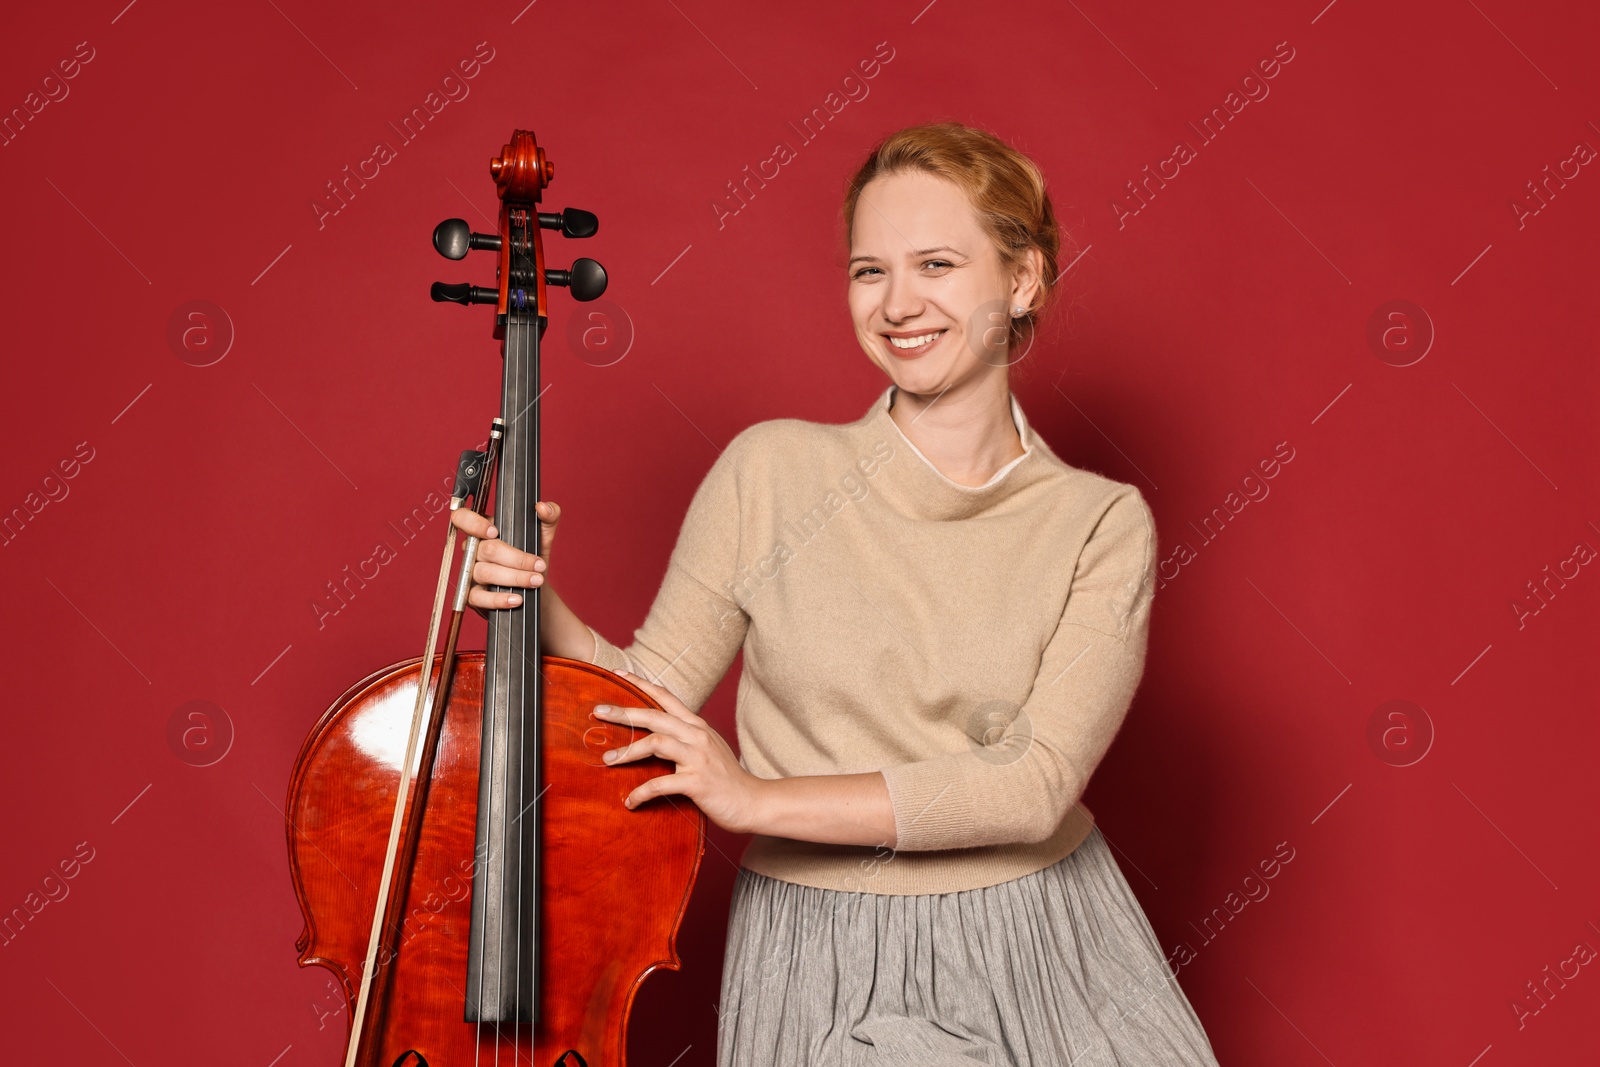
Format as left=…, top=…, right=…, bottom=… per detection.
left=585, top=624, right=633, bottom=675
left=881, top=761, right=980, bottom=852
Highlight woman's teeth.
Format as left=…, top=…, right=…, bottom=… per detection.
left=889, top=330, right=946, bottom=350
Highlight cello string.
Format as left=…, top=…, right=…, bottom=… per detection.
left=514, top=205, right=531, bottom=1063
left=510, top=209, right=529, bottom=1064
left=509, top=206, right=530, bottom=1065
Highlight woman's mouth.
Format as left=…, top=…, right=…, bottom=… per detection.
left=883, top=329, right=948, bottom=360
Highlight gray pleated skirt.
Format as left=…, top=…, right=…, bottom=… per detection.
left=716, top=826, right=1221, bottom=1066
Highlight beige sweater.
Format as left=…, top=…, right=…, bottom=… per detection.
left=586, top=385, right=1157, bottom=895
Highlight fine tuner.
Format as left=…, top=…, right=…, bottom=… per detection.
left=430, top=210, right=607, bottom=305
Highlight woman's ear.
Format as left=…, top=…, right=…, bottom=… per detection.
left=1010, top=247, right=1046, bottom=313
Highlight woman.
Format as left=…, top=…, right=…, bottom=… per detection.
left=450, top=123, right=1221, bottom=1066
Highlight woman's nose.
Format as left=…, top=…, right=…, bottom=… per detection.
left=882, top=274, right=923, bottom=323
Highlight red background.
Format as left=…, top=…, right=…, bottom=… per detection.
left=2, top=0, right=1596, bottom=1063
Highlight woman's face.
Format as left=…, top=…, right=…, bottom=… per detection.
left=847, top=169, right=1039, bottom=397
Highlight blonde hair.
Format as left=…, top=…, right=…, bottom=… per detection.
left=843, top=122, right=1064, bottom=352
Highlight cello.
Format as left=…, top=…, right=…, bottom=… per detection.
left=285, top=129, right=706, bottom=1066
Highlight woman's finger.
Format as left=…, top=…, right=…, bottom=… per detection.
left=594, top=703, right=695, bottom=745
left=623, top=772, right=685, bottom=811
left=450, top=507, right=497, bottom=539
left=472, top=560, right=543, bottom=589
left=476, top=537, right=544, bottom=572
left=468, top=586, right=524, bottom=610
left=536, top=500, right=561, bottom=560
left=604, top=732, right=688, bottom=767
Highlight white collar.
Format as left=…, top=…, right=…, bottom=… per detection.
left=883, top=385, right=1033, bottom=492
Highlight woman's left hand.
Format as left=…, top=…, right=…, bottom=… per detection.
left=595, top=670, right=767, bottom=835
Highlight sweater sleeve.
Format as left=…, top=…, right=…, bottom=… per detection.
left=582, top=436, right=750, bottom=714
left=879, top=486, right=1158, bottom=851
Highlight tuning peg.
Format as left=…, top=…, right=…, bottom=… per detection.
left=433, top=218, right=503, bottom=260
left=545, top=258, right=607, bottom=302
left=537, top=208, right=599, bottom=239
left=431, top=282, right=499, bottom=305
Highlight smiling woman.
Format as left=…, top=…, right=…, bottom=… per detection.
left=845, top=126, right=1062, bottom=364
left=450, top=121, right=1220, bottom=1067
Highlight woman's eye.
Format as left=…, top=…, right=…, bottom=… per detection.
left=851, top=260, right=952, bottom=279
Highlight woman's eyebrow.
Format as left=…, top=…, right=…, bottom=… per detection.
left=848, top=245, right=964, bottom=266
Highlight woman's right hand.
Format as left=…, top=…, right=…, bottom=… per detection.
left=448, top=500, right=561, bottom=610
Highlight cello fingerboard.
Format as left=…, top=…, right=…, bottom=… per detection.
left=465, top=200, right=544, bottom=1024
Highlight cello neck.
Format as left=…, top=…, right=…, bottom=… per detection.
left=465, top=196, right=548, bottom=1023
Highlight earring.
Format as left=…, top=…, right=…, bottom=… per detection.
left=1011, top=306, right=1026, bottom=318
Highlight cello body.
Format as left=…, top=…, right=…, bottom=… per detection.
left=288, top=653, right=704, bottom=1064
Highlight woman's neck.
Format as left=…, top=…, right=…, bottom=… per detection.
left=887, top=379, right=1025, bottom=488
